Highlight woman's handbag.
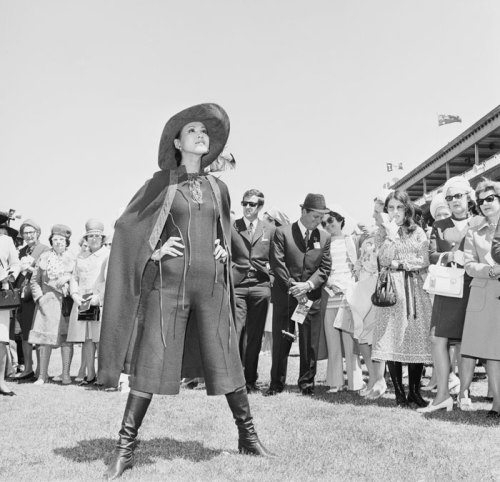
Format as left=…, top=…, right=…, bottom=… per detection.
left=0, top=281, right=21, bottom=309
left=61, top=296, right=74, bottom=317
left=423, top=253, right=464, bottom=298
left=371, top=260, right=397, bottom=307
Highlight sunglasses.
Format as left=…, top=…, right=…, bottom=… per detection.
left=477, top=194, right=500, bottom=206
left=445, top=193, right=465, bottom=202
left=241, top=201, right=258, bottom=207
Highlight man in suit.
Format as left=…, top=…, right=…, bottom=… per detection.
left=265, top=193, right=331, bottom=396
left=232, top=189, right=274, bottom=393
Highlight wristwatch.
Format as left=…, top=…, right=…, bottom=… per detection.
left=488, top=266, right=496, bottom=279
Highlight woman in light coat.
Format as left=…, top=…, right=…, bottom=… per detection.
left=460, top=179, right=500, bottom=417
left=67, top=219, right=109, bottom=385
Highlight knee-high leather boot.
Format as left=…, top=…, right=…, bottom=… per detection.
left=407, top=363, right=428, bottom=408
left=104, top=393, right=152, bottom=479
left=226, top=387, right=276, bottom=457
left=387, top=361, right=408, bottom=407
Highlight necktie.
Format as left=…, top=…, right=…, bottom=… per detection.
left=248, top=222, right=254, bottom=237
left=304, top=229, right=310, bottom=249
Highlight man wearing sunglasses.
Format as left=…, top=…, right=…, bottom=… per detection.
left=231, top=189, right=274, bottom=393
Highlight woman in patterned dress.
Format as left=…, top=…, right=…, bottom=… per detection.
left=28, top=225, right=76, bottom=385
left=370, top=191, right=432, bottom=408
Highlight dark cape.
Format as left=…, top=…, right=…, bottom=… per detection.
left=98, top=167, right=235, bottom=388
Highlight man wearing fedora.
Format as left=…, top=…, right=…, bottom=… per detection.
left=231, top=189, right=274, bottom=393
left=265, top=193, right=331, bottom=396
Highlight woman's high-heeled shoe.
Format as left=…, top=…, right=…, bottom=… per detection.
left=417, top=397, right=453, bottom=413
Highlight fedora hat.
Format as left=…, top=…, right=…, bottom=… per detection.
left=300, top=193, right=330, bottom=214
left=158, top=103, right=230, bottom=171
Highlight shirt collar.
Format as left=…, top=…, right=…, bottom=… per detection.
left=243, top=217, right=257, bottom=230
left=297, top=220, right=309, bottom=238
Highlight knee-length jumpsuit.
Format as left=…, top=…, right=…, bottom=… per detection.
left=129, top=174, right=245, bottom=395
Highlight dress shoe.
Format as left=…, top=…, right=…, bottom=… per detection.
left=246, top=383, right=261, bottom=393
left=417, top=397, right=453, bottom=413
left=263, top=387, right=282, bottom=397
left=14, top=371, right=35, bottom=380
left=301, top=387, right=314, bottom=396
left=79, top=376, right=96, bottom=386
left=366, top=380, right=387, bottom=400
left=52, top=374, right=63, bottom=382
left=486, top=410, right=500, bottom=419
left=457, top=396, right=474, bottom=411
left=0, top=389, right=16, bottom=396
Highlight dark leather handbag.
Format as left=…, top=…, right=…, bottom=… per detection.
left=0, top=282, right=21, bottom=309
left=78, top=305, right=100, bottom=321
left=61, top=296, right=74, bottom=317
left=371, top=262, right=397, bottom=307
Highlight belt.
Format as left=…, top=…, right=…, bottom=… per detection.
left=244, top=270, right=268, bottom=282
left=390, top=268, right=419, bottom=319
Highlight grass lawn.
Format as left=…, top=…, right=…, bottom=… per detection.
left=1, top=345, right=499, bottom=481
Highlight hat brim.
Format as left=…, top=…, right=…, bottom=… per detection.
left=158, top=103, right=230, bottom=171
left=300, top=204, right=330, bottom=214
left=0, top=224, right=19, bottom=240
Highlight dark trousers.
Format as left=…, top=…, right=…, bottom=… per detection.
left=270, top=296, right=321, bottom=391
left=234, top=282, right=270, bottom=385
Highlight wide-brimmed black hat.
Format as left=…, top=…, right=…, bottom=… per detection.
left=158, top=103, right=230, bottom=171
left=0, top=223, right=19, bottom=240
left=300, top=193, right=330, bottom=214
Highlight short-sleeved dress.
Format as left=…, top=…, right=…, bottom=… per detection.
left=371, top=226, right=432, bottom=364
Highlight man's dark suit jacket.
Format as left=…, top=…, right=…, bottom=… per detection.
left=231, top=218, right=275, bottom=286
left=270, top=222, right=331, bottom=304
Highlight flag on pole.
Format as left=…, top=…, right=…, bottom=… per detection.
left=398, top=162, right=404, bottom=170
left=438, top=114, right=462, bottom=126
left=386, top=163, right=393, bottom=172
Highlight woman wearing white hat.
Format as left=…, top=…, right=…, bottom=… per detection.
left=418, top=177, right=476, bottom=413
left=67, top=219, right=109, bottom=385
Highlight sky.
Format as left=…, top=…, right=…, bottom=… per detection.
left=1, top=0, right=500, bottom=243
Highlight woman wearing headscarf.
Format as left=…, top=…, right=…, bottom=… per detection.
left=459, top=179, right=500, bottom=417
left=13, top=219, right=50, bottom=380
left=0, top=219, right=20, bottom=395
left=417, top=177, right=475, bottom=413
left=28, top=225, right=76, bottom=385
left=369, top=191, right=432, bottom=408
left=100, top=104, right=274, bottom=480
left=67, top=219, right=109, bottom=385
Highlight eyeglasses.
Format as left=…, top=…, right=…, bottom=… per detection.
left=445, top=193, right=465, bottom=202
left=477, top=194, right=500, bottom=206
left=241, top=201, right=258, bottom=207
left=22, top=231, right=36, bottom=236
